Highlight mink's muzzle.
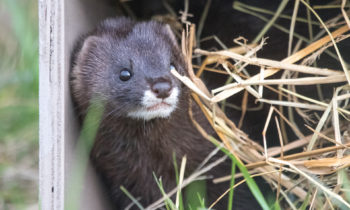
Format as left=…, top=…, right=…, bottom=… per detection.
left=150, top=77, right=173, bottom=99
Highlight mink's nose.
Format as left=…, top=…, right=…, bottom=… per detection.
left=151, top=81, right=172, bottom=99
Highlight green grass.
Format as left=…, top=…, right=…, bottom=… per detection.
left=209, top=137, right=270, bottom=210
left=65, top=99, right=105, bottom=210
left=0, top=0, right=38, bottom=209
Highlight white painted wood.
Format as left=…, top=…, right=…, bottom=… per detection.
left=39, top=0, right=65, bottom=209
left=39, top=0, right=116, bottom=209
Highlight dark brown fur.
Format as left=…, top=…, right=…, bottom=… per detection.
left=70, top=17, right=261, bottom=209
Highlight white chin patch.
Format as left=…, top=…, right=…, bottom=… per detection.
left=127, top=87, right=179, bottom=120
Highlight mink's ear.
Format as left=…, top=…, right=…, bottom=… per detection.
left=163, top=24, right=178, bottom=47
left=71, top=35, right=102, bottom=71
left=73, top=35, right=108, bottom=70
left=79, top=36, right=103, bottom=57
left=71, top=35, right=104, bottom=79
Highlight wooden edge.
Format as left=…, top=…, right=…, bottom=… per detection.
left=39, top=0, right=65, bottom=210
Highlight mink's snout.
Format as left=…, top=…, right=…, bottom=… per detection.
left=150, top=80, right=173, bottom=99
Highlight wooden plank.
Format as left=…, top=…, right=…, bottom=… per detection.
left=39, top=0, right=65, bottom=209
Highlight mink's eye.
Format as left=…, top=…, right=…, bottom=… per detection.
left=170, top=64, right=176, bottom=71
left=119, top=69, right=132, bottom=81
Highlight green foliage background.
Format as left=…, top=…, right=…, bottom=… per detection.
left=0, top=0, right=38, bottom=209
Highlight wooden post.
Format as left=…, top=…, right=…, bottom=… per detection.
left=39, top=0, right=115, bottom=209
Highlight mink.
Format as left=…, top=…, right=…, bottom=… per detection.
left=70, top=17, right=261, bottom=209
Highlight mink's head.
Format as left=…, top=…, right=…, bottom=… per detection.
left=70, top=17, right=188, bottom=121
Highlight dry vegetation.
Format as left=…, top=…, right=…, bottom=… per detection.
left=134, top=0, right=350, bottom=209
